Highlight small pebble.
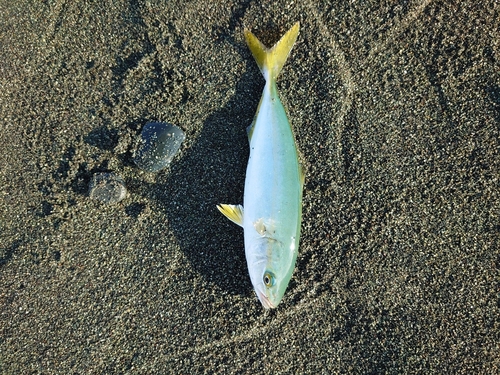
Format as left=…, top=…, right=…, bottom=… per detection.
left=133, top=122, right=185, bottom=172
left=89, top=172, right=127, bottom=204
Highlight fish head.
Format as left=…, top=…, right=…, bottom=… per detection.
left=247, top=236, right=297, bottom=309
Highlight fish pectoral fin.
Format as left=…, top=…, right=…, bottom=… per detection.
left=253, top=218, right=266, bottom=236
left=217, top=204, right=244, bottom=227
left=253, top=218, right=276, bottom=237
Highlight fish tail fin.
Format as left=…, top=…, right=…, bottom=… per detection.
left=244, top=22, right=299, bottom=82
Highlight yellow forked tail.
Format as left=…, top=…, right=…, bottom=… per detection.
left=244, top=22, right=299, bottom=82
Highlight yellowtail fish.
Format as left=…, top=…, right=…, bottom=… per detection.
left=217, top=22, right=304, bottom=309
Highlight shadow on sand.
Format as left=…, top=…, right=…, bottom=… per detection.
left=137, top=67, right=262, bottom=296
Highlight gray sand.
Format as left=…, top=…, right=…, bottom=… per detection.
left=1, top=0, right=499, bottom=373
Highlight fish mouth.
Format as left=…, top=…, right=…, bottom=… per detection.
left=256, top=290, right=276, bottom=309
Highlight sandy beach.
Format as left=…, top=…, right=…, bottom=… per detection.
left=1, top=0, right=499, bottom=373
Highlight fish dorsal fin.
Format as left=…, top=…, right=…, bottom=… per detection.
left=244, top=22, right=300, bottom=82
left=217, top=204, right=244, bottom=227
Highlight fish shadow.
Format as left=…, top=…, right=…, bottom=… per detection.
left=143, top=69, right=261, bottom=296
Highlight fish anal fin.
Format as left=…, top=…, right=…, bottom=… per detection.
left=247, top=94, right=264, bottom=142
left=217, top=204, right=244, bottom=227
left=247, top=116, right=256, bottom=142
left=299, top=163, right=305, bottom=188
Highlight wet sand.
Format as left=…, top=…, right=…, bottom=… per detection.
left=0, top=0, right=499, bottom=373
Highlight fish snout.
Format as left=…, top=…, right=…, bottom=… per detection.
left=256, top=290, right=276, bottom=309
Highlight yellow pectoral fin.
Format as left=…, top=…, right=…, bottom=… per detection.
left=217, top=204, right=244, bottom=227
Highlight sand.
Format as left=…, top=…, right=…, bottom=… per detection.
left=0, top=0, right=499, bottom=373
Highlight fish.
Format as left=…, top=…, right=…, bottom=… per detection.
left=217, top=22, right=304, bottom=309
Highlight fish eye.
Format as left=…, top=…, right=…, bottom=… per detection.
left=263, top=271, right=275, bottom=287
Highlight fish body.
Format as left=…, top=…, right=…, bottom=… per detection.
left=218, top=23, right=304, bottom=309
